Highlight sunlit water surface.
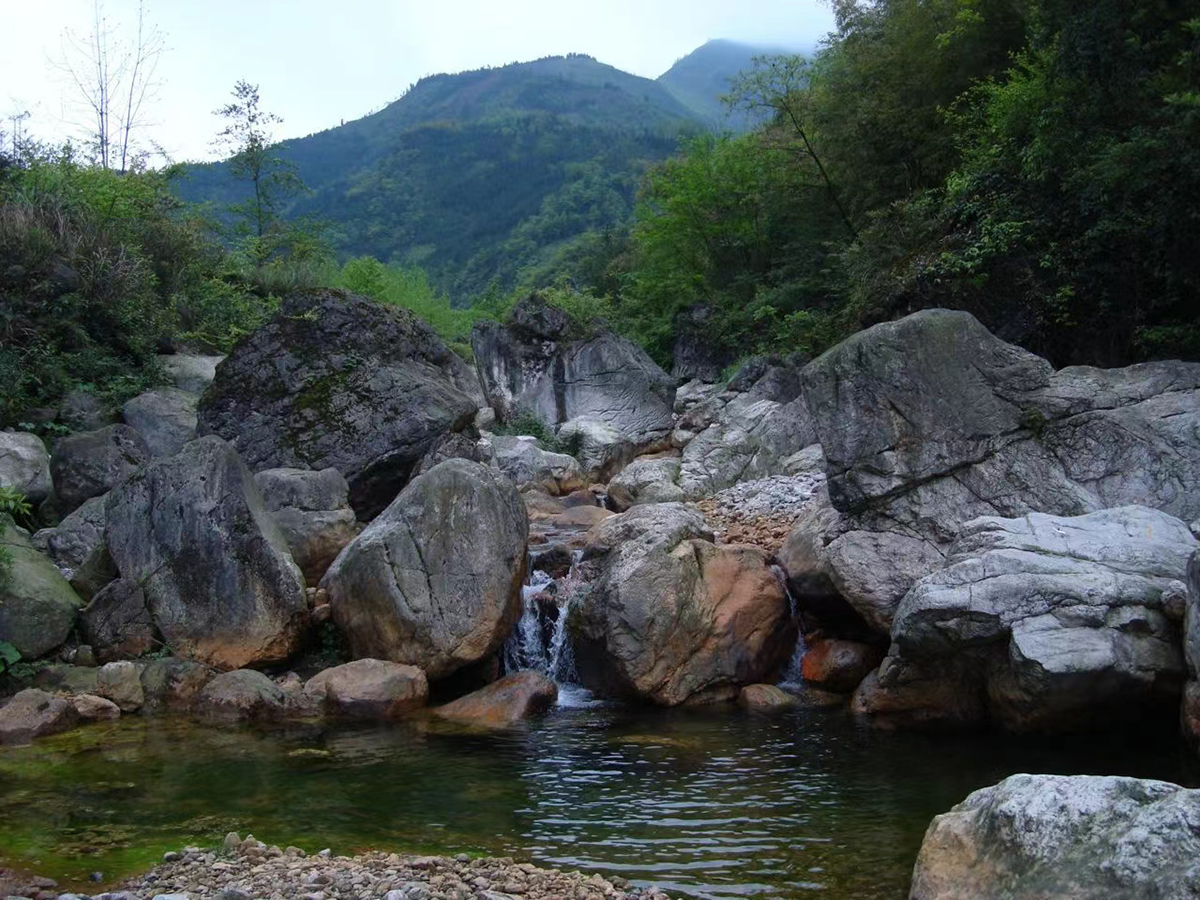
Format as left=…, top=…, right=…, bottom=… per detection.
left=1, top=703, right=1194, bottom=899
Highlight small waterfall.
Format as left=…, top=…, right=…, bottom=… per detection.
left=503, top=569, right=554, bottom=673
left=772, top=564, right=808, bottom=687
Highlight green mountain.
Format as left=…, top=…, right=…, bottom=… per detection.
left=656, top=39, right=790, bottom=130
left=178, top=54, right=705, bottom=299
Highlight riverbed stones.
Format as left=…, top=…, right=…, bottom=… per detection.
left=105, top=436, right=308, bottom=671
left=787, top=309, right=1200, bottom=636
left=486, top=434, right=585, bottom=495
left=71, top=693, right=121, bottom=721
left=121, top=388, right=198, bottom=458
left=324, top=459, right=528, bottom=680
left=253, top=467, right=359, bottom=587
left=51, top=424, right=150, bottom=515
left=0, top=431, right=52, bottom=504
left=607, top=457, right=685, bottom=511
left=862, top=506, right=1197, bottom=731
left=433, top=670, right=558, bottom=726
left=0, top=521, right=85, bottom=659
left=304, top=659, right=429, bottom=718
left=574, top=503, right=795, bottom=705
left=96, top=661, right=145, bottom=712
left=197, top=290, right=482, bottom=519
left=195, top=670, right=287, bottom=722
left=910, top=774, right=1200, bottom=900
left=30, top=494, right=107, bottom=579
left=0, top=689, right=79, bottom=745
left=472, top=296, right=675, bottom=449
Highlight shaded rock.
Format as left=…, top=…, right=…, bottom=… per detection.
left=0, top=431, right=52, bottom=504
left=254, top=467, right=359, bottom=587
left=195, top=670, right=286, bottom=722
left=30, top=494, right=107, bottom=580
left=33, top=664, right=99, bottom=695
left=96, top=661, right=145, bottom=712
left=70, top=540, right=119, bottom=602
left=608, top=457, right=685, bottom=511
left=433, top=670, right=557, bottom=726
left=801, top=639, right=883, bottom=694
left=197, top=290, right=481, bottom=519
left=139, top=658, right=213, bottom=712
left=71, top=694, right=121, bottom=721
left=548, top=505, right=613, bottom=529
left=121, top=388, right=198, bottom=458
left=671, top=305, right=736, bottom=383
left=0, top=521, right=85, bottom=659
left=871, top=506, right=1196, bottom=731
left=910, top=774, right=1200, bottom=900
left=487, top=435, right=585, bottom=495
left=324, top=459, right=527, bottom=680
left=0, top=689, right=79, bottom=745
left=1182, top=549, right=1200, bottom=750
left=851, top=667, right=985, bottom=729
left=574, top=503, right=795, bottom=705
left=80, top=579, right=157, bottom=663
left=472, top=296, right=675, bottom=448
left=529, top=544, right=573, bottom=579
left=555, top=417, right=640, bottom=483
left=59, top=389, right=112, bottom=432
left=51, top=425, right=150, bottom=515
left=105, top=436, right=308, bottom=671
left=789, top=308, right=1200, bottom=635
left=738, top=684, right=799, bottom=710
left=413, top=431, right=485, bottom=477
left=521, top=490, right=566, bottom=522
left=159, top=354, right=224, bottom=394
left=304, top=659, right=429, bottom=718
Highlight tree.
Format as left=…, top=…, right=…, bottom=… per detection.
left=54, top=0, right=165, bottom=171
left=212, top=80, right=303, bottom=256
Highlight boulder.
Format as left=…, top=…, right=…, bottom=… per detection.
left=253, top=467, right=359, bottom=587
left=59, top=389, right=112, bottom=432
left=105, top=436, right=308, bottom=671
left=486, top=435, right=585, bottom=495
left=671, top=305, right=737, bottom=383
left=433, top=670, right=557, bottom=726
left=158, top=353, right=224, bottom=394
left=607, top=457, right=685, bottom=511
left=197, top=290, right=482, bottom=519
left=30, top=494, right=106, bottom=580
left=0, top=431, right=52, bottom=504
left=1183, top=550, right=1200, bottom=749
left=71, top=694, right=121, bottom=721
left=96, top=660, right=145, bottom=712
left=121, top=387, right=198, bottom=458
left=195, top=669, right=287, bottom=722
left=673, top=379, right=723, bottom=415
left=323, top=459, right=528, bottom=680
left=0, top=689, right=79, bottom=745
left=0, top=521, right=85, bottom=659
left=80, top=578, right=157, bottom=662
left=50, top=424, right=150, bottom=515
left=787, top=309, right=1200, bottom=635
left=304, top=659, right=429, bottom=718
left=139, top=658, right=213, bottom=712
left=573, top=503, right=795, bottom=705
left=801, top=639, right=883, bottom=694
left=472, top=296, right=675, bottom=449
left=738, top=684, right=799, bottom=710
left=555, top=417, right=641, bottom=483
left=910, top=774, right=1200, bottom=900
left=865, top=506, right=1196, bottom=731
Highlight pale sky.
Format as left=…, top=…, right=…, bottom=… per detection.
left=2, top=0, right=833, bottom=164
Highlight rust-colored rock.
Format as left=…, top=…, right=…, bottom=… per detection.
left=305, top=659, right=429, bottom=719
left=738, top=684, right=798, bottom=710
left=801, top=639, right=883, bottom=694
left=433, top=670, right=557, bottom=727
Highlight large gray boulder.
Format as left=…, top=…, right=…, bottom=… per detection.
left=121, top=387, right=198, bottom=458
left=607, top=456, right=686, bottom=511
left=1183, top=549, right=1200, bottom=749
left=485, top=435, right=585, bottom=495
left=0, top=520, right=85, bottom=659
left=857, top=506, right=1196, bottom=731
left=786, top=309, right=1200, bottom=634
left=910, top=774, right=1200, bottom=900
left=573, top=503, right=795, bottom=705
left=555, top=417, right=640, bottom=483
left=105, top=436, right=308, bottom=670
left=198, top=290, right=483, bottom=519
left=30, top=494, right=107, bottom=579
left=158, top=353, right=224, bottom=394
left=253, top=467, right=359, bottom=587
left=0, top=432, right=52, bottom=504
left=80, top=578, right=157, bottom=663
left=471, top=296, right=675, bottom=448
left=323, top=459, right=528, bottom=680
left=50, top=424, right=150, bottom=515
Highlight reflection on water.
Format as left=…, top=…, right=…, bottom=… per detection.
left=1, top=703, right=1195, bottom=900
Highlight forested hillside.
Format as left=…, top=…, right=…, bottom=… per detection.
left=657, top=39, right=782, bottom=130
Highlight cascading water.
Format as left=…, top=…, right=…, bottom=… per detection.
left=772, top=564, right=808, bottom=688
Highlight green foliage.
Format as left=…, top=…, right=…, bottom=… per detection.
left=0, top=642, right=19, bottom=672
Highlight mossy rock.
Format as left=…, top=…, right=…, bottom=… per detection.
left=0, top=521, right=85, bottom=659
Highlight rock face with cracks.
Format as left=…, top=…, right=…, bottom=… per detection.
left=323, top=459, right=528, bottom=680
left=50, top=424, right=150, bottom=515
left=910, top=774, right=1200, bottom=900
left=105, top=436, right=308, bottom=671
left=254, top=467, right=360, bottom=586
left=198, top=290, right=482, bottom=519
left=573, top=503, right=795, bottom=705
left=0, top=431, right=52, bottom=504
left=433, top=670, right=558, bottom=726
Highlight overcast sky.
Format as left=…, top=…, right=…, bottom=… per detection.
left=3, top=0, right=834, bottom=163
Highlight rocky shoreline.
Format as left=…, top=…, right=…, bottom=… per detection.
left=2, top=837, right=673, bottom=900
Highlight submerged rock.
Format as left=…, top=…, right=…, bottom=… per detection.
left=433, top=670, right=557, bottom=726
left=324, top=459, right=527, bottom=680
left=105, top=436, right=308, bottom=671
left=573, top=503, right=795, bottom=705
left=910, top=774, right=1200, bottom=900
left=198, top=290, right=482, bottom=519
